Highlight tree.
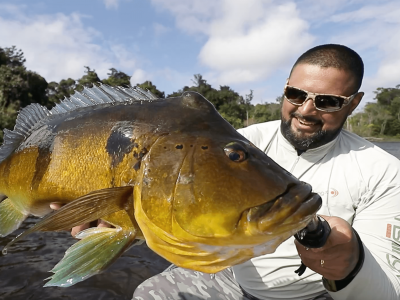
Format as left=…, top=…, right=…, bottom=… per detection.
left=136, top=81, right=165, bottom=98
left=102, top=68, right=131, bottom=87
left=168, top=75, right=249, bottom=128
left=76, top=66, right=101, bottom=91
left=46, top=78, right=77, bottom=105
left=0, top=46, right=48, bottom=142
left=46, top=67, right=102, bottom=106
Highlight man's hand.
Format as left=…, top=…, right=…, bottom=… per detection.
left=294, top=215, right=360, bottom=280
left=50, top=202, right=111, bottom=238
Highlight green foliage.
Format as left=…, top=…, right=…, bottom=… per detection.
left=1, top=44, right=397, bottom=142
left=102, top=68, right=131, bottom=87
left=0, top=45, right=324, bottom=143
left=46, top=78, right=77, bottom=105
left=349, top=85, right=400, bottom=138
left=76, top=66, right=101, bottom=91
left=137, top=81, right=165, bottom=98
left=168, top=74, right=253, bottom=128
left=251, top=103, right=281, bottom=124
left=0, top=46, right=48, bottom=142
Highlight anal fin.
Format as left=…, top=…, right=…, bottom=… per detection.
left=44, top=210, right=138, bottom=287
left=0, top=198, right=28, bottom=237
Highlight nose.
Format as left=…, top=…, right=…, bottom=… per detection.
left=298, top=97, right=317, bottom=114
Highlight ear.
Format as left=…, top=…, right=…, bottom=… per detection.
left=348, top=92, right=364, bottom=115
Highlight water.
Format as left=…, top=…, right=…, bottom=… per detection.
left=0, top=218, right=169, bottom=300
left=373, top=142, right=400, bottom=159
left=0, top=143, right=398, bottom=300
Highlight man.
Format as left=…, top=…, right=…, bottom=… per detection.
left=132, top=44, right=400, bottom=299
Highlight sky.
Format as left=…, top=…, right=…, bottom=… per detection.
left=0, top=0, right=400, bottom=109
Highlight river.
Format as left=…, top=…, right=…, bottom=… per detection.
left=0, top=143, right=399, bottom=300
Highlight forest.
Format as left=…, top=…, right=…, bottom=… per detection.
left=1, top=46, right=399, bottom=143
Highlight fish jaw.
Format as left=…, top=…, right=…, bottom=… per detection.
left=240, top=182, right=322, bottom=241
left=135, top=182, right=322, bottom=274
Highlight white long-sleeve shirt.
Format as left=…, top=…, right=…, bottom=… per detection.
left=233, top=120, right=400, bottom=300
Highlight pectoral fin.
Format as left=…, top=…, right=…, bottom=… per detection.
left=2, top=186, right=133, bottom=254
left=44, top=209, right=138, bottom=287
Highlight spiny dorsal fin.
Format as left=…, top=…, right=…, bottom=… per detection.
left=0, top=103, right=51, bottom=163
left=0, top=84, right=158, bottom=163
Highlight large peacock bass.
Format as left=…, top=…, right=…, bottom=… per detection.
left=0, top=84, right=321, bottom=287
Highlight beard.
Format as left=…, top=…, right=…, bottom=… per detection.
left=280, top=112, right=344, bottom=151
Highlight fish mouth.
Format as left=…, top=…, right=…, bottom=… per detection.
left=246, top=182, right=322, bottom=234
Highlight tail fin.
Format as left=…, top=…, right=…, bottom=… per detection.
left=0, top=198, right=28, bottom=237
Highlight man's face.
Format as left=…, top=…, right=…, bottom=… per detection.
left=281, top=63, right=363, bottom=150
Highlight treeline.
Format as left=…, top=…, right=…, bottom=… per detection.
left=348, top=87, right=400, bottom=139
left=0, top=46, right=280, bottom=142
left=0, top=46, right=399, bottom=143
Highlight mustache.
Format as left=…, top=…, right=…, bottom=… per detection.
left=291, top=112, right=321, bottom=124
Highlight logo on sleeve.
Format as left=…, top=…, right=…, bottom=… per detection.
left=315, top=188, right=339, bottom=198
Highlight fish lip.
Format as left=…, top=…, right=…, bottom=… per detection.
left=246, top=183, right=321, bottom=232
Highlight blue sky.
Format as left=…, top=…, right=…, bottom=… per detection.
left=0, top=0, right=399, bottom=109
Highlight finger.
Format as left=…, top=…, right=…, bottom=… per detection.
left=50, top=202, right=62, bottom=210
left=97, top=219, right=112, bottom=228
left=71, top=223, right=90, bottom=237
left=295, top=240, right=343, bottom=261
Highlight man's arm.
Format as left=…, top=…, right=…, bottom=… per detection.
left=296, top=184, right=400, bottom=299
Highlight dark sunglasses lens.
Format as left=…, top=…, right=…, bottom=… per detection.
left=315, top=96, right=344, bottom=110
left=285, top=87, right=307, bottom=104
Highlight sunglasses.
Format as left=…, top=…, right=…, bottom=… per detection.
left=283, top=80, right=358, bottom=112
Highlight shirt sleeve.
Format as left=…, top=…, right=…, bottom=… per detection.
left=328, top=183, right=400, bottom=299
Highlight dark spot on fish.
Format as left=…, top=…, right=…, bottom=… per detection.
left=190, top=145, right=193, bottom=147
left=147, top=169, right=151, bottom=172
left=0, top=194, right=7, bottom=202
left=32, top=146, right=52, bottom=191
left=133, top=142, right=139, bottom=148
left=133, top=161, right=141, bottom=171
left=201, top=146, right=208, bottom=150
left=175, top=145, right=183, bottom=149
left=106, top=129, right=134, bottom=168
left=164, top=147, right=167, bottom=149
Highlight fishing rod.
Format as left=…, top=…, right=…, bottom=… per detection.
left=294, top=215, right=331, bottom=276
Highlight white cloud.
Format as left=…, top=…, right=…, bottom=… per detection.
left=130, top=69, right=149, bottom=85
left=200, top=2, right=314, bottom=84
left=329, top=1, right=400, bottom=24
left=151, top=0, right=315, bottom=86
left=109, top=44, right=138, bottom=71
left=151, top=0, right=400, bottom=106
left=153, top=23, right=170, bottom=36
left=104, top=0, right=119, bottom=10
left=0, top=5, right=141, bottom=83
left=150, top=0, right=220, bottom=35
left=326, top=1, right=400, bottom=104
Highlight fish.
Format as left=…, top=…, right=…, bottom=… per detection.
left=0, top=84, right=321, bottom=287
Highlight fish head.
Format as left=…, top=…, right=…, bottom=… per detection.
left=136, top=91, right=321, bottom=269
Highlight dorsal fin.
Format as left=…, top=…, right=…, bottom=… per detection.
left=0, top=84, right=158, bottom=163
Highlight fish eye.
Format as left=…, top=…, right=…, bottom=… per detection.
left=224, top=142, right=248, bottom=162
